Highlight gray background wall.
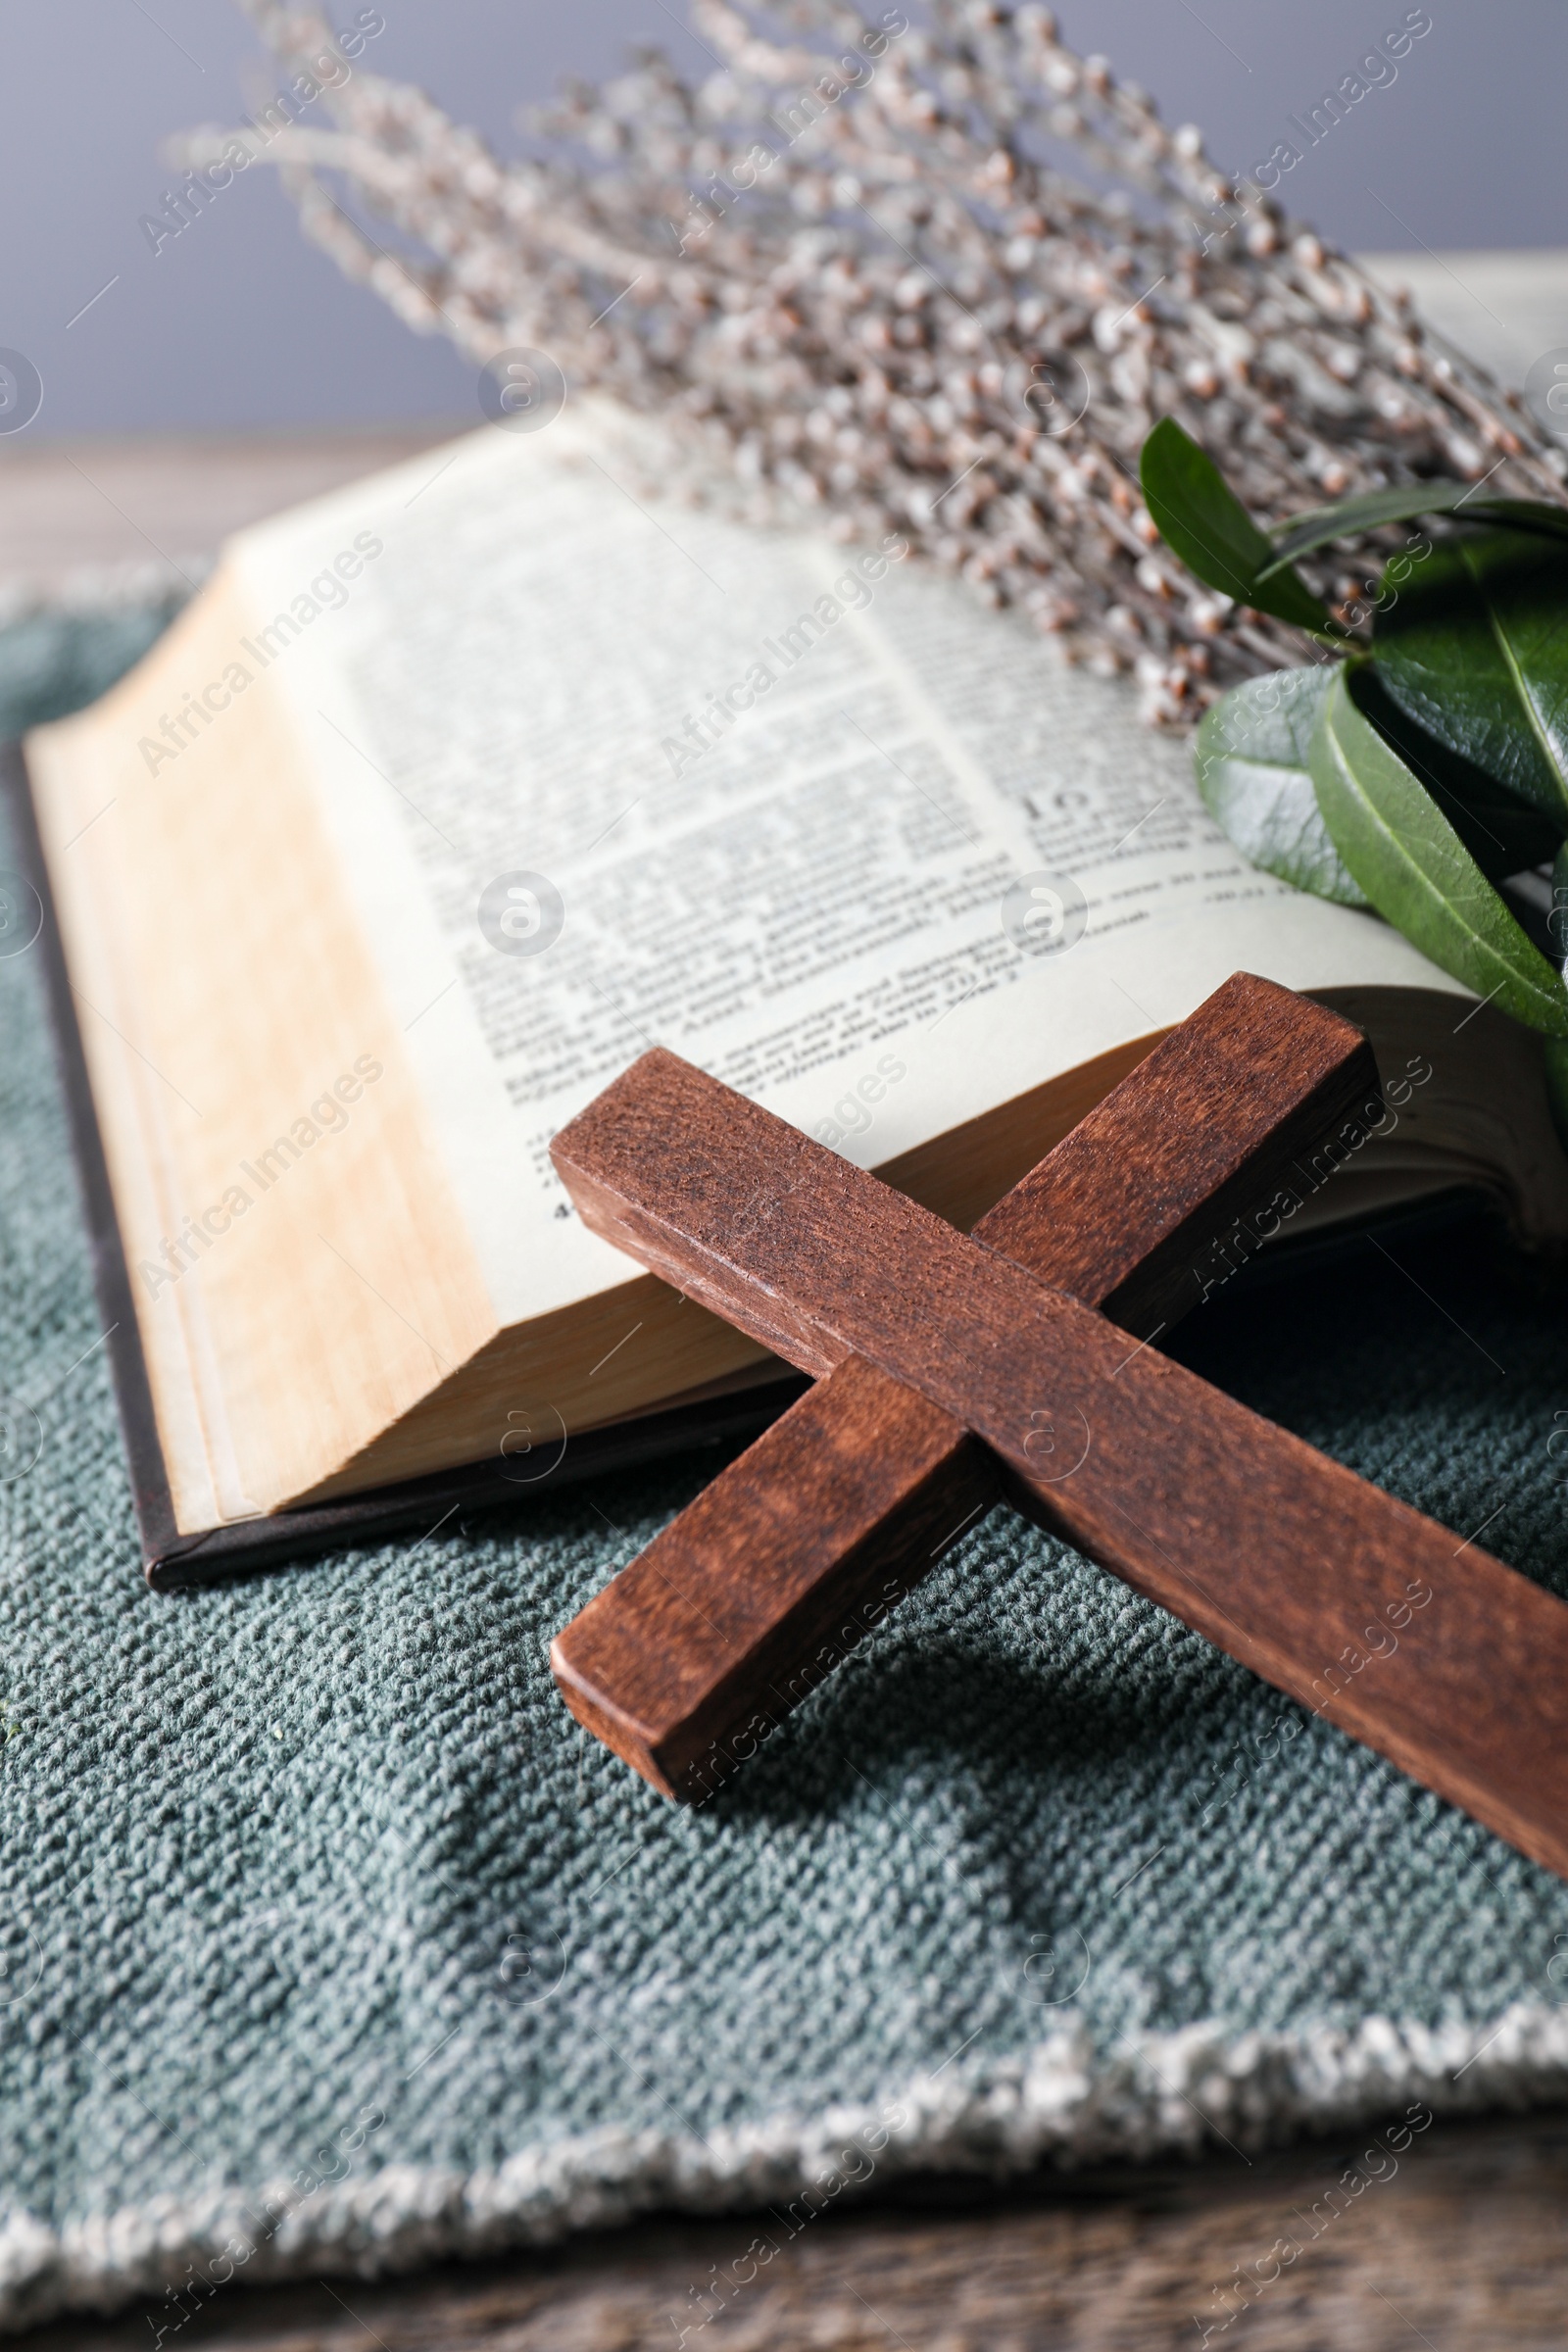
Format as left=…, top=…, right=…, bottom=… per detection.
left=4, top=2, right=1564, bottom=439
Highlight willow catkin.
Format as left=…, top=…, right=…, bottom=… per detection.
left=179, top=0, right=1564, bottom=724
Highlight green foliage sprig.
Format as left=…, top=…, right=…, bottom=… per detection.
left=1139, top=418, right=1568, bottom=1141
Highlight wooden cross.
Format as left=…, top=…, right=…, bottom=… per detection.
left=550, top=972, right=1357, bottom=1795
left=548, top=974, right=1568, bottom=1881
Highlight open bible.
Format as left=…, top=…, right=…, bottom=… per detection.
left=20, top=402, right=1568, bottom=1580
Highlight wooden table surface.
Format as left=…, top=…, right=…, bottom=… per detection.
left=14, top=2108, right=1568, bottom=2350
left=7, top=254, right=1568, bottom=2350
left=0, top=423, right=455, bottom=599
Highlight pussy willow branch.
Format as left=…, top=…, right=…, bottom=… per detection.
left=184, top=0, right=1565, bottom=723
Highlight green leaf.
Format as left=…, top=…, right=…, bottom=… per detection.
left=1195, top=666, right=1368, bottom=905
left=1308, top=664, right=1568, bottom=1036
left=1259, top=484, right=1568, bottom=579
left=1140, top=418, right=1332, bottom=634
left=1543, top=1035, right=1568, bottom=1156
left=1545, top=844, right=1568, bottom=1152
left=1351, top=667, right=1562, bottom=880
left=1372, top=529, right=1568, bottom=832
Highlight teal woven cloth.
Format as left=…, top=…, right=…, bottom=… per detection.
left=3, top=606, right=1567, bottom=2331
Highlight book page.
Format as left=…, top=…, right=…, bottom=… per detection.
left=226, top=404, right=1465, bottom=1327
